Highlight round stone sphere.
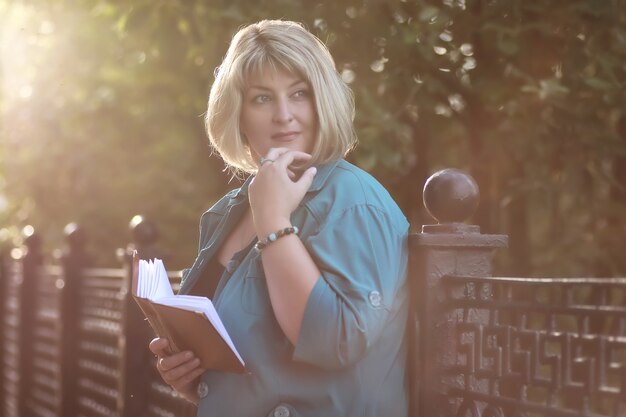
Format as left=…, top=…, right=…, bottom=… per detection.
left=64, top=222, right=86, bottom=248
left=423, top=169, right=479, bottom=223
left=23, top=229, right=42, bottom=251
left=129, top=215, right=159, bottom=246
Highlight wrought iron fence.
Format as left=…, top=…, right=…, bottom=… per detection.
left=0, top=239, right=195, bottom=417
left=0, top=168, right=624, bottom=417
left=412, top=169, right=626, bottom=417
left=441, top=275, right=626, bottom=417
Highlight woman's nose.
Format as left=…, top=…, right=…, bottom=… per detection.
left=272, top=99, right=293, bottom=123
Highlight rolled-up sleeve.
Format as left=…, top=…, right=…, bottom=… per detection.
left=292, top=204, right=408, bottom=370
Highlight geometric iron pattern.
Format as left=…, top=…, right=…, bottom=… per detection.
left=0, top=261, right=196, bottom=417
left=443, top=276, right=626, bottom=417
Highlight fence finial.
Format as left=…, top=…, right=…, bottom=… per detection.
left=22, top=225, right=43, bottom=258
left=64, top=222, right=86, bottom=251
left=129, top=215, right=159, bottom=247
left=423, top=168, right=479, bottom=224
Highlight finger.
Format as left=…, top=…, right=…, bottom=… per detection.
left=262, top=147, right=291, bottom=164
left=149, top=337, right=171, bottom=356
left=273, top=151, right=312, bottom=169
left=170, top=365, right=205, bottom=388
left=159, top=350, right=194, bottom=371
left=294, top=166, right=317, bottom=192
left=264, top=147, right=311, bottom=164
left=163, top=357, right=201, bottom=382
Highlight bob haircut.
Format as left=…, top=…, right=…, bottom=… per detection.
left=206, top=20, right=357, bottom=174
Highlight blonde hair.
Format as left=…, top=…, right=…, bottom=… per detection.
left=206, top=20, right=356, bottom=174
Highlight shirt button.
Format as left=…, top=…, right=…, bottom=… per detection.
left=273, top=405, right=290, bottom=417
left=368, top=290, right=382, bottom=307
left=196, top=381, right=209, bottom=399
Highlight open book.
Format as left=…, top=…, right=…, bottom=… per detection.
left=131, top=254, right=245, bottom=373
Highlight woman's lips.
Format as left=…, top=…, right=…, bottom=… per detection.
left=272, top=131, right=300, bottom=141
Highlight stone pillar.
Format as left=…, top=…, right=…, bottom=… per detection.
left=411, top=169, right=508, bottom=417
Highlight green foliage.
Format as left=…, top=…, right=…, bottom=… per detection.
left=0, top=0, right=625, bottom=275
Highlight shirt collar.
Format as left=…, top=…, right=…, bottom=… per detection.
left=231, top=159, right=341, bottom=201
left=307, top=159, right=340, bottom=192
left=235, top=176, right=254, bottom=199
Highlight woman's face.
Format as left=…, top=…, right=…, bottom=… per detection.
left=240, top=66, right=317, bottom=161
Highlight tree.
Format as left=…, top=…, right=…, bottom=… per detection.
left=1, top=0, right=625, bottom=275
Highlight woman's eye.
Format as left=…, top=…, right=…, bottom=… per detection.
left=253, top=95, right=271, bottom=104
left=292, top=89, right=309, bottom=99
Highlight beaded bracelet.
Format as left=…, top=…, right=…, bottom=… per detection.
left=255, top=226, right=299, bottom=251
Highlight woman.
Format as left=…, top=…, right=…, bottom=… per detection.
left=149, top=20, right=409, bottom=417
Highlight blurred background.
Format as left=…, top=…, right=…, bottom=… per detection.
left=0, top=0, right=624, bottom=276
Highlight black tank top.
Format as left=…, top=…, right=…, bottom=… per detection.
left=189, top=239, right=256, bottom=299
left=187, top=256, right=225, bottom=299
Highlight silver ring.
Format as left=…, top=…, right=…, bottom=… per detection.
left=259, top=157, right=275, bottom=166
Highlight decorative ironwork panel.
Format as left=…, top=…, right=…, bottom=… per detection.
left=442, top=276, right=626, bottom=417
left=25, top=266, right=63, bottom=417
left=2, top=260, right=22, bottom=417
left=78, top=269, right=125, bottom=417
left=1, top=262, right=195, bottom=417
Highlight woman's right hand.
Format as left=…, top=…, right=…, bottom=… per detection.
left=149, top=337, right=205, bottom=405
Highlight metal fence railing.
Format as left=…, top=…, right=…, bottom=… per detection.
left=0, top=247, right=196, bottom=417
left=1, top=169, right=625, bottom=417
left=440, top=275, right=626, bottom=417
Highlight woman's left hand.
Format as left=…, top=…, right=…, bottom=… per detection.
left=249, top=148, right=317, bottom=235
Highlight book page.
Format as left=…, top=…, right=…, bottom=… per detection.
left=135, top=257, right=244, bottom=367
left=154, top=295, right=244, bottom=365
left=137, top=259, right=174, bottom=300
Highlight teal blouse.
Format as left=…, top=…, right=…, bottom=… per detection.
left=179, top=159, right=409, bottom=417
